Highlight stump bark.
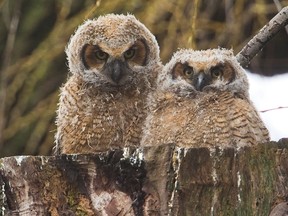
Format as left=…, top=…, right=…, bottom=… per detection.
left=1, top=140, right=288, bottom=215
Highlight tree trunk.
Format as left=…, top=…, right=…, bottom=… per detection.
left=1, top=140, right=288, bottom=215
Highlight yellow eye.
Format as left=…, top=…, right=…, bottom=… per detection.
left=95, top=50, right=108, bottom=60
left=211, top=67, right=222, bottom=78
left=183, top=67, right=193, bottom=76
left=124, top=48, right=135, bottom=59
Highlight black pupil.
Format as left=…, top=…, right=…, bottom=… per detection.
left=213, top=70, right=220, bottom=77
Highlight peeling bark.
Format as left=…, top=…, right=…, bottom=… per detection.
left=0, top=151, right=147, bottom=216
left=1, top=140, right=288, bottom=215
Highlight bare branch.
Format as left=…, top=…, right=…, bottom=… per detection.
left=260, top=106, right=288, bottom=113
left=236, top=6, right=288, bottom=67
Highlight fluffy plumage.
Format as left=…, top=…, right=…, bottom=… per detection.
left=141, top=48, right=270, bottom=148
left=54, top=14, right=162, bottom=154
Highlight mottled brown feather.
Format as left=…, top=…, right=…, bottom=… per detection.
left=141, top=48, right=270, bottom=148
left=54, top=14, right=162, bottom=154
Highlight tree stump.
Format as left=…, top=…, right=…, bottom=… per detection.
left=1, top=140, right=288, bottom=215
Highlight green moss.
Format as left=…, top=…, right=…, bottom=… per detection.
left=66, top=189, right=91, bottom=216
left=241, top=145, right=277, bottom=215
left=75, top=208, right=91, bottom=216
left=67, top=190, right=77, bottom=209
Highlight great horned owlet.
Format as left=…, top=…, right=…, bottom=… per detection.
left=141, top=48, right=270, bottom=148
left=54, top=14, right=162, bottom=154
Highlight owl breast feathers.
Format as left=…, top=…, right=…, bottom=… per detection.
left=141, top=48, right=270, bottom=148
left=54, top=14, right=162, bottom=154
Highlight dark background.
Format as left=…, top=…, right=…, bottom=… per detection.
left=0, top=0, right=287, bottom=157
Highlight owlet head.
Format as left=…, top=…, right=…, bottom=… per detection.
left=66, top=14, right=160, bottom=86
left=162, top=48, right=249, bottom=97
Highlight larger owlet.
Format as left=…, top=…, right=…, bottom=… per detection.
left=141, top=48, right=270, bottom=148
left=54, top=14, right=162, bottom=154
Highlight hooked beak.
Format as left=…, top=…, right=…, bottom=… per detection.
left=193, top=73, right=210, bottom=91
left=107, top=59, right=126, bottom=84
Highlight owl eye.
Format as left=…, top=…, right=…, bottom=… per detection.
left=95, top=50, right=109, bottom=60
left=183, top=67, right=194, bottom=77
left=82, top=44, right=108, bottom=69
left=211, top=68, right=222, bottom=78
left=124, top=48, right=136, bottom=59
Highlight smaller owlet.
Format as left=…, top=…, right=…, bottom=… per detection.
left=141, top=48, right=270, bottom=148
left=54, top=14, right=162, bottom=154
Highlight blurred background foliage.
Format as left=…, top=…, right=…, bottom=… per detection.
left=0, top=0, right=287, bottom=157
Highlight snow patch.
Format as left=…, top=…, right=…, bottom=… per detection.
left=122, top=147, right=144, bottom=167
left=247, top=71, right=288, bottom=141
left=15, top=156, right=27, bottom=166
left=210, top=148, right=218, bottom=185
left=123, top=147, right=130, bottom=158
left=237, top=170, right=242, bottom=203
left=130, top=148, right=144, bottom=166
left=168, top=147, right=184, bottom=215
left=1, top=182, right=5, bottom=213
